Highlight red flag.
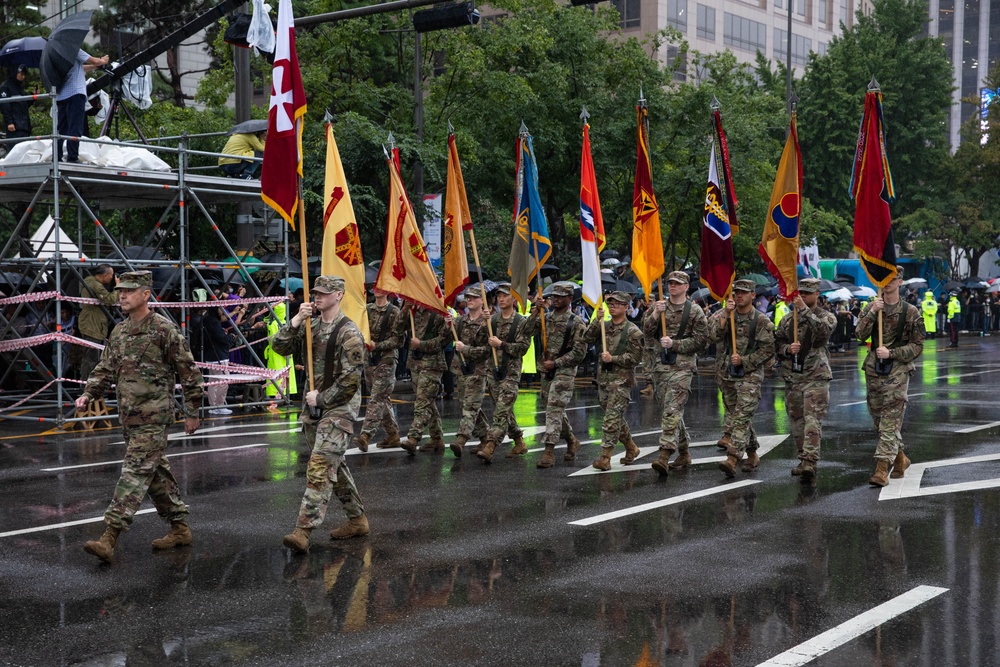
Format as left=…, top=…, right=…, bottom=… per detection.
left=580, top=122, right=605, bottom=309
left=700, top=142, right=736, bottom=303
left=260, top=0, right=307, bottom=228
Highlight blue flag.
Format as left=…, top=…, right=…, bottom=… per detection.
left=508, top=132, right=553, bottom=309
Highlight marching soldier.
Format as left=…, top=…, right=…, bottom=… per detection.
left=774, top=279, right=837, bottom=481
left=708, top=279, right=775, bottom=478
left=643, top=271, right=708, bottom=476
left=530, top=281, right=587, bottom=468
left=855, top=268, right=924, bottom=487
left=477, top=282, right=534, bottom=463
left=273, top=276, right=370, bottom=552
left=355, top=289, right=401, bottom=451
left=396, top=301, right=448, bottom=454
left=76, top=271, right=204, bottom=563
left=583, top=290, right=644, bottom=470
left=450, top=286, right=492, bottom=458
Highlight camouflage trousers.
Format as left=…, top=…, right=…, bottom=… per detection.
left=785, top=378, right=830, bottom=462
left=407, top=368, right=444, bottom=442
left=539, top=369, right=577, bottom=446
left=104, top=423, right=187, bottom=530
left=456, top=372, right=489, bottom=440
left=865, top=368, right=910, bottom=462
left=717, top=372, right=762, bottom=456
left=297, top=414, right=364, bottom=529
left=597, top=379, right=631, bottom=449
left=485, top=371, right=523, bottom=444
left=651, top=365, right=693, bottom=453
left=360, top=360, right=399, bottom=439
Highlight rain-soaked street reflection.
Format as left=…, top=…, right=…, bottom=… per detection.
left=3, top=338, right=1000, bottom=665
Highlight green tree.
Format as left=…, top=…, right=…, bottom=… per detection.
left=1, top=0, right=48, bottom=43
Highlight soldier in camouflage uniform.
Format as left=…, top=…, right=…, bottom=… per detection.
left=643, top=271, right=709, bottom=476
left=529, top=282, right=587, bottom=468
left=450, top=286, right=492, bottom=458
left=78, top=264, right=118, bottom=381
left=77, top=271, right=204, bottom=564
left=273, top=276, right=370, bottom=553
left=355, top=290, right=401, bottom=452
left=477, top=282, right=535, bottom=463
left=774, top=278, right=837, bottom=482
left=583, top=291, right=644, bottom=470
left=855, top=267, right=925, bottom=487
left=708, top=279, right=775, bottom=478
left=396, top=301, right=448, bottom=454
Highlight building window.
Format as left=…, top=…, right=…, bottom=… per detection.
left=797, top=0, right=807, bottom=17
left=668, top=0, right=688, bottom=31
left=818, top=40, right=827, bottom=55
left=666, top=45, right=688, bottom=81
left=774, top=28, right=813, bottom=64
left=724, top=13, right=767, bottom=52
left=697, top=3, right=716, bottom=40
left=818, top=0, right=828, bottom=25
left=612, top=0, right=641, bottom=29
left=840, top=0, right=849, bottom=26
left=775, top=0, right=783, bottom=8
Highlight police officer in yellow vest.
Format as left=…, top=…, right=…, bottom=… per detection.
left=946, top=292, right=961, bottom=348
left=921, top=291, right=938, bottom=339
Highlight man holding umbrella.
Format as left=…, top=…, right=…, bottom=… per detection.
left=54, top=49, right=109, bottom=162
left=1, top=64, right=33, bottom=144
left=219, top=120, right=267, bottom=178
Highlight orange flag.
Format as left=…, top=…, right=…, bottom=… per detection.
left=443, top=132, right=471, bottom=306
left=631, top=101, right=664, bottom=299
left=374, top=159, right=448, bottom=315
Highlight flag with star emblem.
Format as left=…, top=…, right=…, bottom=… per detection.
left=631, top=100, right=664, bottom=300
left=508, top=130, right=552, bottom=310
left=374, top=158, right=448, bottom=316
left=260, top=0, right=307, bottom=228
left=321, top=122, right=370, bottom=341
left=443, top=131, right=471, bottom=307
left=759, top=112, right=802, bottom=301
left=580, top=121, right=606, bottom=309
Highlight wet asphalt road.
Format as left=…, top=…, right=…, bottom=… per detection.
left=2, top=336, right=1000, bottom=666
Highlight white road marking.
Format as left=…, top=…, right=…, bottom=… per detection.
left=931, top=368, right=1000, bottom=381
left=0, top=508, right=158, bottom=538
left=568, top=435, right=789, bottom=477
left=755, top=585, right=948, bottom=666
left=954, top=421, right=1000, bottom=434
left=106, top=424, right=300, bottom=446
left=568, top=480, right=761, bottom=526
left=41, top=443, right=275, bottom=472
left=837, top=392, right=926, bottom=407
left=879, top=452, right=1000, bottom=501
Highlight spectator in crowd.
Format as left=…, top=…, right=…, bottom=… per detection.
left=190, top=302, right=232, bottom=415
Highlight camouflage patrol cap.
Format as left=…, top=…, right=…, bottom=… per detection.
left=666, top=270, right=690, bottom=284
left=732, top=279, right=756, bottom=293
left=313, top=275, right=345, bottom=293
left=495, top=282, right=512, bottom=295
left=118, top=271, right=152, bottom=289
left=606, top=290, right=631, bottom=304
left=463, top=286, right=484, bottom=298
left=550, top=281, right=575, bottom=297
left=798, top=278, right=821, bottom=293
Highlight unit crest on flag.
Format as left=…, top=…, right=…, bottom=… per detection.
left=324, top=186, right=345, bottom=224
left=335, top=223, right=362, bottom=266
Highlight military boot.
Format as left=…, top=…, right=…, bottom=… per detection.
left=400, top=437, right=418, bottom=456
left=741, top=450, right=760, bottom=472
left=477, top=439, right=498, bottom=463
left=376, top=434, right=401, bottom=449
left=282, top=527, right=312, bottom=553
left=450, top=434, right=467, bottom=458
left=669, top=450, right=692, bottom=470
left=791, top=460, right=806, bottom=476
left=869, top=460, right=890, bottom=487
left=890, top=449, right=910, bottom=479
left=352, top=433, right=370, bottom=452
left=537, top=443, right=556, bottom=468
left=330, top=514, right=370, bottom=540
left=419, top=436, right=445, bottom=453
left=151, top=521, right=192, bottom=550
left=622, top=434, right=640, bottom=464
left=716, top=434, right=732, bottom=451
left=506, top=435, right=528, bottom=458
left=718, top=452, right=740, bottom=478
left=592, top=447, right=613, bottom=471
left=799, top=460, right=817, bottom=482
left=650, top=448, right=672, bottom=477
left=564, top=433, right=581, bottom=461
left=83, top=524, right=121, bottom=563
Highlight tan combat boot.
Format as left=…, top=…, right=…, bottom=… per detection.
left=283, top=527, right=312, bottom=553
left=564, top=433, right=581, bottom=461
left=622, top=434, right=640, bottom=464
left=352, top=433, right=370, bottom=452
left=450, top=434, right=467, bottom=458
left=718, top=452, right=740, bottom=478
left=477, top=439, right=498, bottom=463
left=741, top=450, right=760, bottom=472
left=506, top=435, right=528, bottom=458
left=83, top=524, right=121, bottom=563
left=799, top=460, right=817, bottom=482
left=400, top=437, right=418, bottom=455
left=376, top=434, right=401, bottom=449
left=151, top=521, right=192, bottom=550
left=419, top=436, right=444, bottom=453
left=716, top=434, right=732, bottom=451
left=592, top=447, right=613, bottom=471
left=791, top=460, right=806, bottom=476
left=537, top=443, right=556, bottom=468
left=869, top=460, right=890, bottom=487
left=330, top=514, right=370, bottom=540
left=890, top=449, right=910, bottom=479
left=669, top=450, right=692, bottom=470
left=650, top=448, right=672, bottom=477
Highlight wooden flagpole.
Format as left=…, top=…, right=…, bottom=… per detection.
left=532, top=236, right=548, bottom=354
left=468, top=228, right=499, bottom=367
left=297, top=179, right=314, bottom=395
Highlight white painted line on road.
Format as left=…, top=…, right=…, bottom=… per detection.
left=755, top=585, right=948, bottom=666
left=569, top=480, right=761, bottom=526
left=107, top=425, right=299, bottom=446
left=955, top=421, right=1000, bottom=434
left=41, top=443, right=275, bottom=472
left=0, top=508, right=158, bottom=539
left=931, top=368, right=1000, bottom=381
left=837, top=392, right=926, bottom=408
left=879, top=452, right=1000, bottom=501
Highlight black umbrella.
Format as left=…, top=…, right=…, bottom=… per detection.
left=0, top=36, right=47, bottom=69
left=365, top=264, right=379, bottom=283
left=257, top=252, right=302, bottom=274
left=600, top=249, right=620, bottom=259
left=818, top=278, right=841, bottom=292
left=614, top=280, right=638, bottom=295
left=0, top=271, right=31, bottom=293
left=40, top=11, right=93, bottom=92
left=105, top=245, right=166, bottom=261
left=601, top=272, right=616, bottom=284
left=467, top=262, right=488, bottom=280
left=943, top=280, right=963, bottom=291
left=228, top=119, right=269, bottom=136
left=539, top=263, right=560, bottom=278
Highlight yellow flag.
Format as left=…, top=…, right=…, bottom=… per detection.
left=443, top=133, right=470, bottom=306
left=320, top=123, right=370, bottom=341
left=374, top=159, right=448, bottom=316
